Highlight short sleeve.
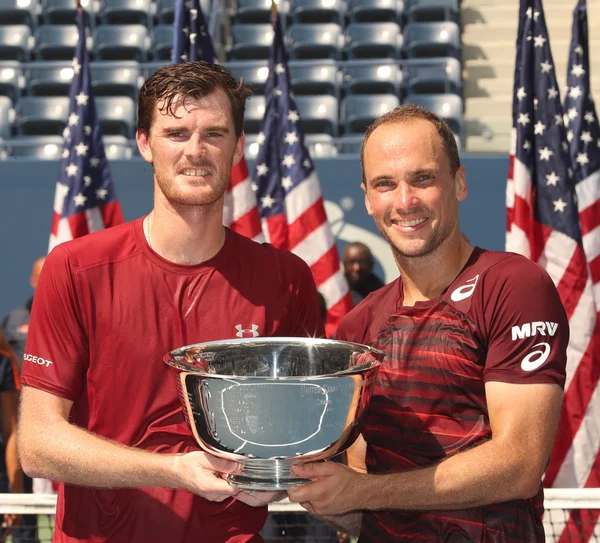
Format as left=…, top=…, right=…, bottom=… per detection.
left=20, top=245, right=88, bottom=400
left=482, top=257, right=568, bottom=387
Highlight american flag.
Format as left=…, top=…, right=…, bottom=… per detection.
left=564, top=0, right=600, bottom=313
left=252, top=9, right=353, bottom=336
left=49, top=8, right=123, bottom=252
left=506, top=1, right=600, bottom=539
left=172, top=0, right=263, bottom=242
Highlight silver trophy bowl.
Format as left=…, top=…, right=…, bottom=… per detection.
left=164, top=337, right=383, bottom=490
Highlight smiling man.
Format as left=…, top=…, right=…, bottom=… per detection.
left=288, top=104, right=569, bottom=543
left=17, top=62, right=324, bottom=543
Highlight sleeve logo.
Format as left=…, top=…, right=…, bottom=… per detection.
left=511, top=321, right=558, bottom=341
left=450, top=274, right=480, bottom=302
left=521, top=342, right=551, bottom=371
left=23, top=354, right=53, bottom=367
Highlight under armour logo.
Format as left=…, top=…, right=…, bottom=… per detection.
left=235, top=324, right=260, bottom=338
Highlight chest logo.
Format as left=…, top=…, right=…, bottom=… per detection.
left=450, top=274, right=480, bottom=302
left=521, top=342, right=551, bottom=371
left=235, top=324, right=260, bottom=338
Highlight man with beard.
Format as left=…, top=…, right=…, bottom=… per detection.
left=18, top=61, right=324, bottom=543
left=288, top=105, right=568, bottom=543
left=342, top=242, right=384, bottom=305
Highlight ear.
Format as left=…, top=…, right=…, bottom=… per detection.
left=361, top=183, right=374, bottom=216
left=136, top=129, right=153, bottom=164
left=454, top=166, right=467, bottom=202
left=233, top=132, right=246, bottom=166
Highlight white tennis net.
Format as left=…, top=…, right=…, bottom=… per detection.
left=1, top=489, right=600, bottom=542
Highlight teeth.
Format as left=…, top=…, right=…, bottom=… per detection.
left=397, top=218, right=426, bottom=227
left=183, top=169, right=210, bottom=176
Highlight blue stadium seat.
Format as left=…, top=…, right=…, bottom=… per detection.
left=0, top=0, right=37, bottom=27
left=337, top=135, right=363, bottom=154
left=0, top=61, right=23, bottom=101
left=0, top=25, right=32, bottom=62
left=344, top=22, right=402, bottom=59
left=103, top=135, right=133, bottom=159
left=286, top=23, right=342, bottom=60
left=403, top=57, right=461, bottom=95
left=289, top=60, right=338, bottom=96
left=41, top=0, right=93, bottom=25
left=156, top=0, right=211, bottom=25
left=228, top=24, right=274, bottom=60
left=289, top=0, right=344, bottom=24
left=342, top=94, right=400, bottom=133
left=4, top=135, right=64, bottom=159
left=295, top=95, right=339, bottom=136
left=226, top=61, right=269, bottom=94
left=347, top=0, right=403, bottom=22
left=34, top=25, right=79, bottom=61
left=95, top=96, right=136, bottom=138
left=15, top=96, right=69, bottom=135
left=0, top=95, right=13, bottom=140
left=234, top=0, right=275, bottom=23
left=342, top=61, right=402, bottom=95
left=98, top=0, right=152, bottom=26
left=403, top=92, right=463, bottom=136
left=243, top=94, right=265, bottom=134
left=26, top=61, right=73, bottom=96
left=93, top=25, right=149, bottom=62
left=405, top=0, right=459, bottom=23
left=150, top=25, right=173, bottom=61
left=246, top=132, right=337, bottom=158
left=143, top=61, right=168, bottom=79
left=403, top=22, right=461, bottom=58
left=90, top=61, right=141, bottom=99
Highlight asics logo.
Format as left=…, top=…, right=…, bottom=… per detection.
left=511, top=321, right=558, bottom=341
left=521, top=342, right=551, bottom=371
left=450, top=274, right=480, bottom=302
left=235, top=324, right=260, bottom=338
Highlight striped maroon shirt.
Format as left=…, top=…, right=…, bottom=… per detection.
left=337, top=248, right=568, bottom=543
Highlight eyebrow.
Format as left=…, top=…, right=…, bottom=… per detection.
left=160, top=124, right=231, bottom=134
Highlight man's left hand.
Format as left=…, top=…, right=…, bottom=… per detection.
left=287, top=461, right=366, bottom=516
left=235, top=489, right=286, bottom=507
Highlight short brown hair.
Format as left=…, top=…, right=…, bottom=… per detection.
left=137, top=61, right=252, bottom=137
left=360, top=104, right=461, bottom=183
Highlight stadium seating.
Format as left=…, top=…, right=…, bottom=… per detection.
left=0, top=95, right=12, bottom=140
left=342, top=62, right=402, bottom=95
left=288, top=0, right=344, bottom=24
left=250, top=133, right=339, bottom=157
left=342, top=94, right=400, bottom=133
left=95, top=96, right=136, bottom=138
left=289, top=60, right=338, bottom=96
left=243, top=94, right=266, bottom=134
left=151, top=25, right=174, bottom=61
left=403, top=57, right=461, bottom=94
left=156, top=0, right=212, bottom=25
left=227, top=61, right=269, bottom=94
left=103, top=134, right=134, bottom=159
left=228, top=23, right=274, bottom=60
left=98, top=0, right=153, bottom=26
left=404, top=0, right=459, bottom=23
left=34, top=24, right=79, bottom=61
left=41, top=0, right=93, bottom=25
left=295, top=95, right=339, bottom=136
left=3, top=135, right=64, bottom=159
left=403, top=21, right=461, bottom=58
left=403, top=92, right=463, bottom=137
left=0, top=0, right=37, bottom=27
left=286, top=23, right=343, bottom=60
left=26, top=61, right=73, bottom=96
left=15, top=96, right=69, bottom=135
left=0, top=61, right=23, bottom=101
left=93, top=25, right=149, bottom=62
left=344, top=22, right=402, bottom=59
left=91, top=61, right=142, bottom=99
left=234, top=0, right=275, bottom=24
left=0, top=25, right=32, bottom=62
left=347, top=0, right=403, bottom=23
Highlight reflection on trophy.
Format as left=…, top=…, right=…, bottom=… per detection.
left=164, top=337, right=383, bottom=490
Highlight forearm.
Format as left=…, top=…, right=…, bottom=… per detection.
left=361, top=438, right=540, bottom=511
left=19, top=417, right=181, bottom=490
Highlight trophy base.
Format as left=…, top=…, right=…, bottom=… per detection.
left=226, top=459, right=311, bottom=491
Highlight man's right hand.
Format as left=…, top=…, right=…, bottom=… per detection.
left=172, top=451, right=242, bottom=501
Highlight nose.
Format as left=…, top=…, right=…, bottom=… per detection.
left=184, top=134, right=205, bottom=159
left=394, top=182, right=419, bottom=211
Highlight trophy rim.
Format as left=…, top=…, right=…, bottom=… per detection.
left=163, top=336, right=385, bottom=377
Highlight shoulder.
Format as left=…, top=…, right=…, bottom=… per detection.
left=337, top=279, right=399, bottom=343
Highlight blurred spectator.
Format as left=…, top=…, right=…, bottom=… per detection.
left=1, top=257, right=44, bottom=543
left=342, top=243, right=384, bottom=305
left=2, top=257, right=46, bottom=368
left=0, top=330, right=22, bottom=543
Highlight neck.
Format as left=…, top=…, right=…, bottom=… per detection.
left=145, top=197, right=226, bottom=265
left=396, top=234, right=473, bottom=307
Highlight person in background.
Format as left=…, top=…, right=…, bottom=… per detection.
left=342, top=243, right=384, bottom=305
left=0, top=330, right=22, bottom=543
